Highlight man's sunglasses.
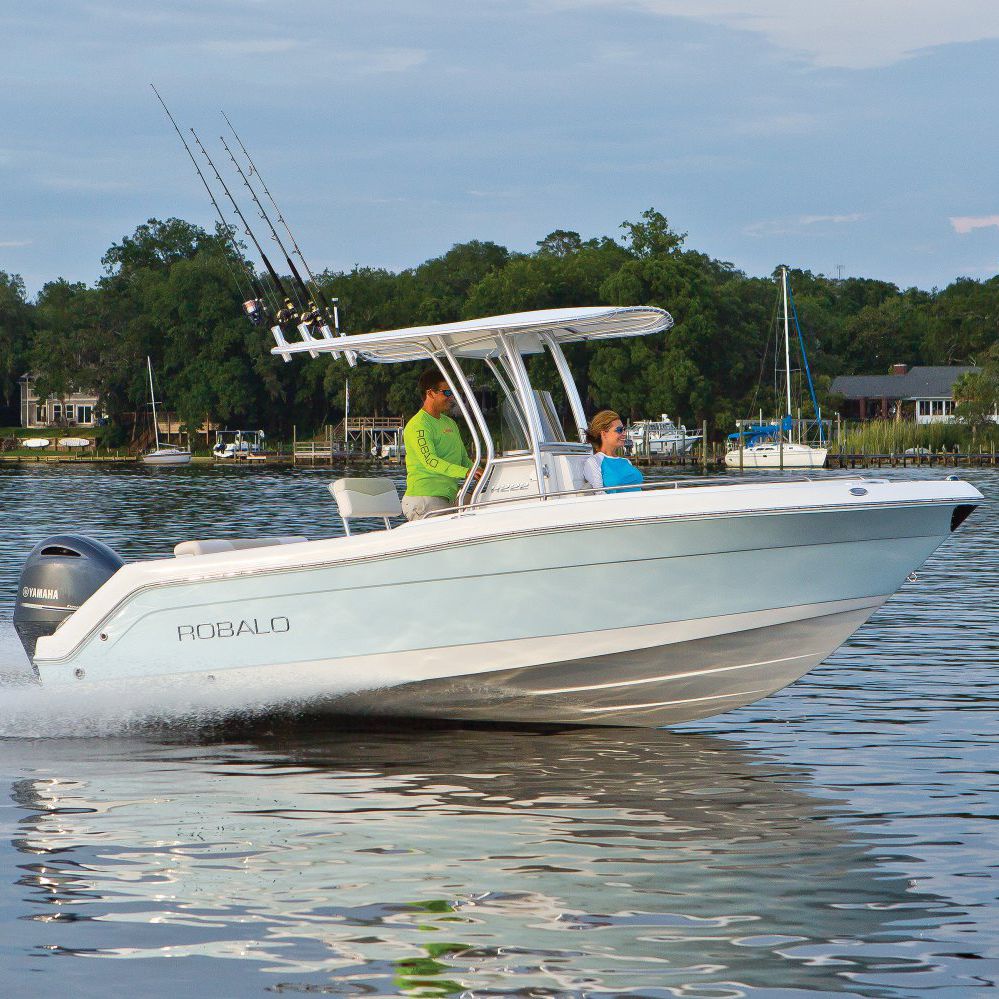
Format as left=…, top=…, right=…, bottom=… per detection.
left=437, top=388, right=454, bottom=398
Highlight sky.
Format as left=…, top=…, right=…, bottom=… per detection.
left=2, top=0, right=998, bottom=298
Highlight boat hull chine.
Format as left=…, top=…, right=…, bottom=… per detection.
left=287, top=595, right=885, bottom=727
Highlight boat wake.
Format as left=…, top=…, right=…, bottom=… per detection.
left=0, top=622, right=357, bottom=738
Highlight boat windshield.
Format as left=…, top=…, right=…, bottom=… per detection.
left=501, top=390, right=568, bottom=451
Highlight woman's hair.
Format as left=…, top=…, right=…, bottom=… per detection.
left=585, top=410, right=622, bottom=451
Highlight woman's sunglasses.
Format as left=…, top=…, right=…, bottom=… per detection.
left=612, top=425, right=625, bottom=434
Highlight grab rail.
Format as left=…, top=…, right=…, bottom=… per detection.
left=423, top=472, right=831, bottom=519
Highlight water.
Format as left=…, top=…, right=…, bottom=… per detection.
left=1, top=464, right=996, bottom=996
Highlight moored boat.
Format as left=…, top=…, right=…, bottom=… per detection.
left=626, top=414, right=700, bottom=456
left=213, top=429, right=266, bottom=459
left=726, top=266, right=827, bottom=469
left=141, top=357, right=191, bottom=466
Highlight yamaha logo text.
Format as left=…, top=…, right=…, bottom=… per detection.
left=22, top=586, right=59, bottom=600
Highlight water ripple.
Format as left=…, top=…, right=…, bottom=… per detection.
left=0, top=464, right=996, bottom=996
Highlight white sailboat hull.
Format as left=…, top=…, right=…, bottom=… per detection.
left=142, top=448, right=192, bottom=466
left=725, top=444, right=828, bottom=468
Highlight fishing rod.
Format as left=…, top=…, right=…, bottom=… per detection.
left=189, top=127, right=300, bottom=326
left=221, top=110, right=341, bottom=334
left=216, top=134, right=355, bottom=364
left=150, top=85, right=273, bottom=327
left=218, top=133, right=318, bottom=324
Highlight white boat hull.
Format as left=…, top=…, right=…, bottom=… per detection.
left=257, top=594, right=883, bottom=726
left=725, top=444, right=828, bottom=468
left=630, top=437, right=700, bottom=456
left=142, top=449, right=192, bottom=466
left=30, top=478, right=979, bottom=727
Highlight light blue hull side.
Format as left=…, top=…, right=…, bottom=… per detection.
left=33, top=503, right=954, bottom=727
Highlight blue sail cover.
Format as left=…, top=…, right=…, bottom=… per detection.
left=728, top=415, right=793, bottom=446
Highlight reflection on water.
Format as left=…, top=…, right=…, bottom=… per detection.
left=1, top=464, right=997, bottom=995
left=0, top=726, right=969, bottom=996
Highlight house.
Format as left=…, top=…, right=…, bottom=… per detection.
left=19, top=375, right=99, bottom=429
left=829, top=365, right=979, bottom=424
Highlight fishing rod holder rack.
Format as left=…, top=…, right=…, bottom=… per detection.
left=271, top=321, right=353, bottom=364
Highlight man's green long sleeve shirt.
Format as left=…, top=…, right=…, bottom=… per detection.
left=403, top=409, right=471, bottom=501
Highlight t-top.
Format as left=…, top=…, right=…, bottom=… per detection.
left=403, top=409, right=471, bottom=501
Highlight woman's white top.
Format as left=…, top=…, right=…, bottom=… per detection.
left=581, top=452, right=605, bottom=491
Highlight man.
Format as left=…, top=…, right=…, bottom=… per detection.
left=401, top=369, right=478, bottom=521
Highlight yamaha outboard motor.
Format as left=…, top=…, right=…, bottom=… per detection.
left=14, top=535, right=124, bottom=659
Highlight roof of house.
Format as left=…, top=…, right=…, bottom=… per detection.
left=830, top=366, right=979, bottom=401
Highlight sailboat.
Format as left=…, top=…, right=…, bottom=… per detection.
left=726, top=267, right=828, bottom=469
left=141, top=356, right=192, bottom=466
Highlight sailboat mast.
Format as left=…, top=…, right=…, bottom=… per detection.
left=781, top=266, right=792, bottom=418
left=147, top=356, right=161, bottom=451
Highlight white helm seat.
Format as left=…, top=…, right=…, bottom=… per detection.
left=329, top=478, right=402, bottom=535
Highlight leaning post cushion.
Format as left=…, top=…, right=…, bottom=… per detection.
left=329, top=478, right=402, bottom=534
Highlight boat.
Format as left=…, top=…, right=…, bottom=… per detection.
left=729, top=440, right=827, bottom=469
left=12, top=306, right=981, bottom=728
left=726, top=267, right=829, bottom=469
left=22, top=438, right=50, bottom=449
left=213, top=429, right=266, bottom=459
left=59, top=437, right=92, bottom=448
left=371, top=435, right=405, bottom=459
left=141, top=357, right=192, bottom=466
left=726, top=416, right=828, bottom=469
left=626, top=414, right=700, bottom=456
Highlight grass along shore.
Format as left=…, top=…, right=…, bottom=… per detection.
left=835, top=419, right=999, bottom=456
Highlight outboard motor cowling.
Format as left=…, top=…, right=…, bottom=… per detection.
left=14, top=535, right=124, bottom=658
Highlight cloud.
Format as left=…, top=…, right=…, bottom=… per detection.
left=800, top=213, right=867, bottom=225
left=744, top=213, right=867, bottom=237
left=36, top=175, right=136, bottom=193
left=549, top=0, right=999, bottom=69
left=466, top=189, right=520, bottom=199
left=0, top=240, right=32, bottom=248
left=193, top=35, right=427, bottom=73
left=950, top=215, right=999, bottom=235
left=198, top=39, right=302, bottom=56
left=732, top=112, right=820, bottom=137
left=339, top=47, right=429, bottom=74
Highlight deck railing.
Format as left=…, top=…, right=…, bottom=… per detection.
left=423, top=473, right=825, bottom=520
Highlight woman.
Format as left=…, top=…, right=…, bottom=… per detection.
left=582, top=410, right=644, bottom=492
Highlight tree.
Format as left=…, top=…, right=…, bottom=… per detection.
left=954, top=344, right=999, bottom=427
left=29, top=279, right=93, bottom=402
left=0, top=271, right=33, bottom=404
left=10, top=205, right=999, bottom=446
left=620, top=209, right=686, bottom=258
left=536, top=230, right=583, bottom=257
left=923, top=276, right=999, bottom=365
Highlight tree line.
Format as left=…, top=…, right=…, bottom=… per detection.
left=1, top=209, right=997, bottom=443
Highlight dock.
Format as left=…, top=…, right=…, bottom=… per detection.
left=633, top=445, right=999, bottom=470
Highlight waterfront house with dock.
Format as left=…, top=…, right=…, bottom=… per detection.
left=19, top=375, right=99, bottom=429
left=830, top=364, right=982, bottom=424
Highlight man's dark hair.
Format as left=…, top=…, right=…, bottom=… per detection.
left=418, top=369, right=445, bottom=399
